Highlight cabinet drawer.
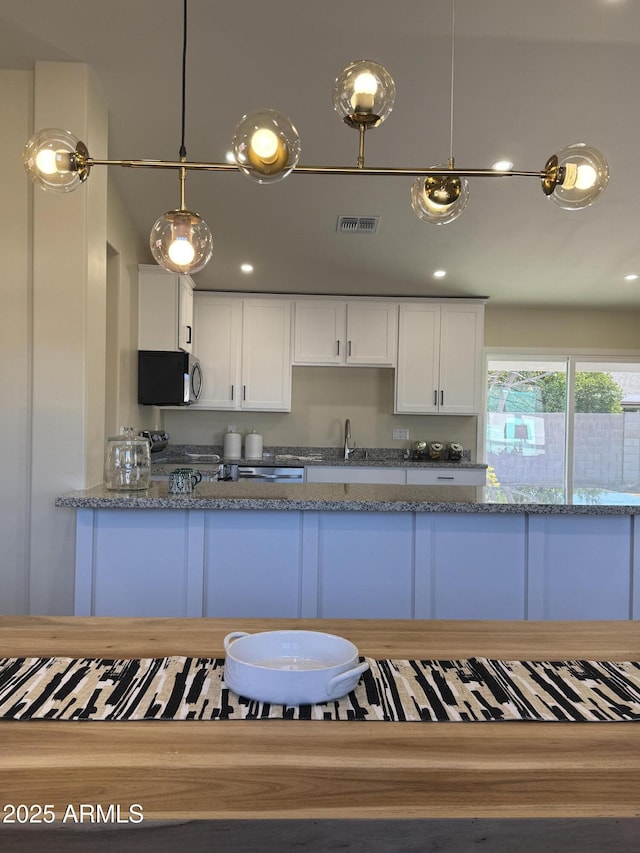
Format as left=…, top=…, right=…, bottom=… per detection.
left=306, top=466, right=406, bottom=484
left=406, top=468, right=486, bottom=486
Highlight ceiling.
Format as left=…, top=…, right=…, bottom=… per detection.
left=2, top=0, right=639, bottom=308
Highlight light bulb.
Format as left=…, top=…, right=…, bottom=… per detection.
left=150, top=209, right=213, bottom=274
left=353, top=72, right=378, bottom=95
left=575, top=164, right=597, bottom=191
left=23, top=128, right=90, bottom=192
left=232, top=109, right=300, bottom=183
left=333, top=60, right=396, bottom=128
left=167, top=236, right=196, bottom=266
left=35, top=148, right=59, bottom=175
left=250, top=128, right=280, bottom=163
left=351, top=71, right=378, bottom=113
left=545, top=143, right=609, bottom=210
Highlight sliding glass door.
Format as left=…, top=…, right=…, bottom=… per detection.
left=486, top=356, right=640, bottom=500
left=573, top=361, right=640, bottom=496
left=487, top=358, right=568, bottom=497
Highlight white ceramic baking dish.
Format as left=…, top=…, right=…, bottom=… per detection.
left=223, top=630, right=369, bottom=705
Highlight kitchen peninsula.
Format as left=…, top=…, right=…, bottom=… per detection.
left=57, top=482, right=640, bottom=621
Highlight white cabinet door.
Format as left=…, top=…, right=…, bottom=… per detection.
left=406, top=468, right=487, bottom=486
left=395, top=302, right=484, bottom=415
left=293, top=299, right=397, bottom=366
left=527, top=515, right=633, bottom=620
left=316, top=513, right=415, bottom=618
left=346, top=301, right=397, bottom=366
left=194, top=293, right=241, bottom=408
left=305, top=466, right=406, bottom=484
left=241, top=299, right=292, bottom=411
left=395, top=303, right=440, bottom=413
left=293, top=300, right=344, bottom=364
left=415, top=513, right=527, bottom=620
left=193, top=293, right=291, bottom=411
left=204, top=510, right=304, bottom=617
left=138, top=265, right=194, bottom=352
left=438, top=304, right=484, bottom=414
left=82, top=509, right=199, bottom=617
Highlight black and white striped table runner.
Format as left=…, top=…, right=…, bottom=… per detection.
left=1, top=656, right=639, bottom=722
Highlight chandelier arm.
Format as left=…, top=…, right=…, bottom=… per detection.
left=357, top=125, right=366, bottom=169
left=87, top=158, right=542, bottom=178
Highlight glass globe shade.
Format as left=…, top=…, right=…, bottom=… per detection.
left=232, top=109, right=301, bottom=183
left=333, top=60, right=396, bottom=128
left=23, top=128, right=90, bottom=192
left=548, top=143, right=609, bottom=210
left=149, top=209, right=213, bottom=274
left=411, top=168, right=469, bottom=225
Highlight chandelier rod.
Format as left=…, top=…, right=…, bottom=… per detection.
left=86, top=157, right=543, bottom=178
left=449, top=0, right=456, bottom=165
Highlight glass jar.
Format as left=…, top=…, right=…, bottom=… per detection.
left=104, top=427, right=151, bottom=491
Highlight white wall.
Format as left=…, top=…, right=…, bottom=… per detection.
left=485, top=306, right=640, bottom=349
left=0, top=63, right=150, bottom=616
left=27, top=62, right=108, bottom=614
left=0, top=71, right=32, bottom=614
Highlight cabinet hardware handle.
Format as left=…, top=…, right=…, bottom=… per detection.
left=230, top=384, right=234, bottom=400
left=336, top=340, right=340, bottom=355
left=441, top=390, right=444, bottom=405
left=437, top=476, right=455, bottom=480
left=186, top=325, right=192, bottom=344
left=348, top=340, right=352, bottom=357
left=243, top=385, right=247, bottom=400
left=434, top=390, right=437, bottom=406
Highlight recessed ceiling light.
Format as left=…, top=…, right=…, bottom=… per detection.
left=624, top=274, right=639, bottom=281
left=492, top=159, right=513, bottom=171
left=241, top=263, right=254, bottom=273
left=225, top=151, right=236, bottom=163
left=433, top=270, right=446, bottom=278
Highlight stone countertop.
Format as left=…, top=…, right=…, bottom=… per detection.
left=55, top=481, right=640, bottom=514
left=149, top=445, right=487, bottom=473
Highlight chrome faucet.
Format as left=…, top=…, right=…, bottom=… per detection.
left=344, top=418, right=354, bottom=460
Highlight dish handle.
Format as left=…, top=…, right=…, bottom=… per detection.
left=326, top=661, right=369, bottom=695
left=223, top=631, right=249, bottom=651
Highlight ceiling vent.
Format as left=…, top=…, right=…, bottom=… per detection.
left=336, top=215, right=380, bottom=234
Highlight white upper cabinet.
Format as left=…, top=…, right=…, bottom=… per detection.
left=293, top=299, right=397, bottom=366
left=193, top=294, right=241, bottom=409
left=395, top=302, right=484, bottom=415
left=194, top=293, right=292, bottom=411
left=137, top=264, right=195, bottom=353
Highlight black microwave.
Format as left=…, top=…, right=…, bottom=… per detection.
left=138, top=350, right=203, bottom=406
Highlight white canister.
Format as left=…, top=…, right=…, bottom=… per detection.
left=245, top=431, right=263, bottom=460
left=223, top=430, right=242, bottom=460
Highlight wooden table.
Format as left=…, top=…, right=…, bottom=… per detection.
left=1, top=617, right=639, bottom=821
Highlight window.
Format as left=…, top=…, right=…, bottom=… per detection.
left=486, top=355, right=640, bottom=501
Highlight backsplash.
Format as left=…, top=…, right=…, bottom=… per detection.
left=161, top=366, right=480, bottom=460
left=158, top=444, right=473, bottom=464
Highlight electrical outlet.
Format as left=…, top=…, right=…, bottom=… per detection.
left=393, top=428, right=409, bottom=440
left=227, top=424, right=236, bottom=433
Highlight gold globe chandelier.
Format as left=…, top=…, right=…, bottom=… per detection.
left=22, top=0, right=609, bottom=276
